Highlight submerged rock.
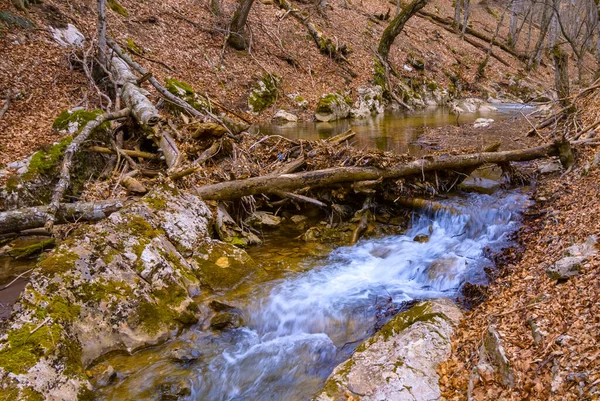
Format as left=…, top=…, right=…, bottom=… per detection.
left=427, top=257, right=460, bottom=281
left=315, top=299, right=462, bottom=401
left=413, top=234, right=430, bottom=243
left=458, top=177, right=501, bottom=195
left=246, top=211, right=282, bottom=228
left=315, top=93, right=352, bottom=122
left=193, top=239, right=258, bottom=290
left=210, top=311, right=243, bottom=331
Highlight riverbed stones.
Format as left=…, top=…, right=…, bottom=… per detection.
left=458, top=177, right=501, bottom=194
left=0, top=188, right=224, bottom=399
left=272, top=109, right=298, bottom=123
left=350, top=86, right=384, bottom=118
left=546, top=236, right=597, bottom=281
left=193, top=239, right=258, bottom=290
left=315, top=298, right=462, bottom=401
left=246, top=211, right=282, bottom=228
left=315, top=93, right=352, bottom=122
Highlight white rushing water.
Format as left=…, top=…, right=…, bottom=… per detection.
left=183, top=190, right=531, bottom=401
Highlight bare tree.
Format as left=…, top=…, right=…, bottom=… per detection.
left=526, top=0, right=554, bottom=71
left=227, top=0, right=256, bottom=50
left=210, top=0, right=221, bottom=16
left=378, top=0, right=429, bottom=62
left=97, top=0, right=107, bottom=67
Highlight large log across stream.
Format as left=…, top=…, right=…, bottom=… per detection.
left=194, top=142, right=561, bottom=200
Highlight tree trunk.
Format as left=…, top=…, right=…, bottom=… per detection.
left=227, top=0, right=256, bottom=50
left=553, top=45, right=570, bottom=107
left=378, top=0, right=429, bottom=62
left=508, top=0, right=520, bottom=47
left=210, top=0, right=221, bottom=16
left=454, top=0, right=461, bottom=30
left=527, top=0, right=552, bottom=71
left=461, top=0, right=471, bottom=38
left=0, top=200, right=125, bottom=235
left=477, top=6, right=508, bottom=78
left=97, top=0, right=107, bottom=67
left=194, top=142, right=560, bottom=201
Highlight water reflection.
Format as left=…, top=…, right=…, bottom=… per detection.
left=259, top=105, right=534, bottom=154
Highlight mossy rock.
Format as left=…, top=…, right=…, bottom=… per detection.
left=193, top=240, right=257, bottom=290
left=8, top=238, right=55, bottom=260
left=314, top=92, right=352, bottom=122
left=125, top=38, right=142, bottom=54
left=248, top=74, right=282, bottom=113
left=0, top=10, right=33, bottom=29
left=107, top=0, right=128, bottom=17
left=165, top=78, right=210, bottom=113
left=52, top=109, right=105, bottom=134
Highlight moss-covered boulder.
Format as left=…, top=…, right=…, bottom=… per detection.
left=349, top=86, right=384, bottom=118
left=248, top=74, right=281, bottom=113
left=193, top=239, right=258, bottom=290
left=0, top=188, right=226, bottom=400
left=314, top=92, right=352, bottom=122
left=0, top=109, right=109, bottom=211
left=315, top=299, right=462, bottom=401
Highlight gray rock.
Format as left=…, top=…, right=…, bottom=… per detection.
left=546, top=256, right=587, bottom=280
left=210, top=311, right=243, bottom=331
left=537, top=160, right=563, bottom=174
left=459, top=177, right=501, bottom=195
left=272, top=109, right=298, bottom=123
left=315, top=93, right=352, bottom=122
left=246, top=211, right=282, bottom=228
left=427, top=257, right=460, bottom=281
left=350, top=86, right=384, bottom=118
left=315, top=299, right=462, bottom=401
left=413, top=234, right=430, bottom=243
left=479, top=325, right=515, bottom=388
left=473, top=118, right=494, bottom=128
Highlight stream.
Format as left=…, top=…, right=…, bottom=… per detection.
left=97, top=189, right=531, bottom=401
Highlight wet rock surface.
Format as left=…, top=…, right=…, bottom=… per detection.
left=315, top=299, right=462, bottom=401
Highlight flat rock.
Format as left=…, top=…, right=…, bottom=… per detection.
left=272, top=109, right=298, bottom=123
left=538, top=160, right=562, bottom=174
left=459, top=177, right=501, bottom=194
left=315, top=299, right=462, bottom=401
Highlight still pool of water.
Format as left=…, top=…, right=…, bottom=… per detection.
left=96, top=189, right=532, bottom=401
left=259, top=104, right=535, bottom=154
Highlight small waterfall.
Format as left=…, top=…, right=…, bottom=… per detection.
left=99, top=190, right=531, bottom=401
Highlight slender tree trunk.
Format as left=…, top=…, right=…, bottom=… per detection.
left=227, top=0, right=256, bottom=50
left=461, top=0, right=471, bottom=38
left=97, top=0, right=107, bottom=67
left=525, top=7, right=533, bottom=53
left=553, top=45, right=570, bottom=107
left=210, top=0, right=221, bottom=16
left=478, top=6, right=508, bottom=78
left=378, top=0, right=429, bottom=62
left=509, top=0, right=520, bottom=47
left=527, top=0, right=552, bottom=71
left=454, top=0, right=462, bottom=30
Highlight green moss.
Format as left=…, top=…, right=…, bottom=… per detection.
left=23, top=136, right=72, bottom=181
left=48, top=296, right=81, bottom=322
left=122, top=215, right=162, bottom=238
left=77, top=280, right=133, bottom=305
left=8, top=238, right=55, bottom=259
left=378, top=302, right=444, bottom=341
left=373, top=59, right=387, bottom=91
left=38, top=249, right=79, bottom=275
left=248, top=74, right=281, bottom=113
left=144, top=193, right=167, bottom=210
left=0, top=323, right=62, bottom=374
left=165, top=78, right=210, bottom=112
left=125, top=38, right=142, bottom=54
left=77, top=387, right=96, bottom=401
left=107, top=0, right=129, bottom=17
left=52, top=109, right=104, bottom=132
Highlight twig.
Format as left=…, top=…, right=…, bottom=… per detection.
left=30, top=317, right=51, bottom=335
left=0, top=269, right=33, bottom=291
left=520, top=110, right=544, bottom=140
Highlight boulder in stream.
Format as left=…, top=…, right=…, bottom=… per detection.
left=315, top=298, right=462, bottom=401
left=315, top=93, right=352, bottom=122
left=0, top=187, right=256, bottom=399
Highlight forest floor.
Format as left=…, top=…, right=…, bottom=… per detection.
left=0, top=0, right=559, bottom=165
left=439, top=94, right=600, bottom=400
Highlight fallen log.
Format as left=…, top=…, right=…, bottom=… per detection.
left=159, top=130, right=182, bottom=170
left=170, top=139, right=221, bottom=180
left=194, top=142, right=560, bottom=200
left=0, top=200, right=126, bottom=235
left=44, top=108, right=131, bottom=231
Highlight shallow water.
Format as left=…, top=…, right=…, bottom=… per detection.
left=259, top=104, right=535, bottom=154
left=97, top=189, right=531, bottom=401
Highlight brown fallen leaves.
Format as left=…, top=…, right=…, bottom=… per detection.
left=438, top=142, right=600, bottom=400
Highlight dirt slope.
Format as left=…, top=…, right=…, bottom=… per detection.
left=0, top=0, right=556, bottom=165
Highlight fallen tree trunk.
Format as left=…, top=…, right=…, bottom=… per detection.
left=88, top=146, right=158, bottom=159
left=194, top=142, right=560, bottom=200
left=0, top=200, right=126, bottom=235
left=44, top=108, right=131, bottom=231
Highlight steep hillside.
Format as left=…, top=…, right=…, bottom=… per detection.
left=0, top=0, right=556, bottom=165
